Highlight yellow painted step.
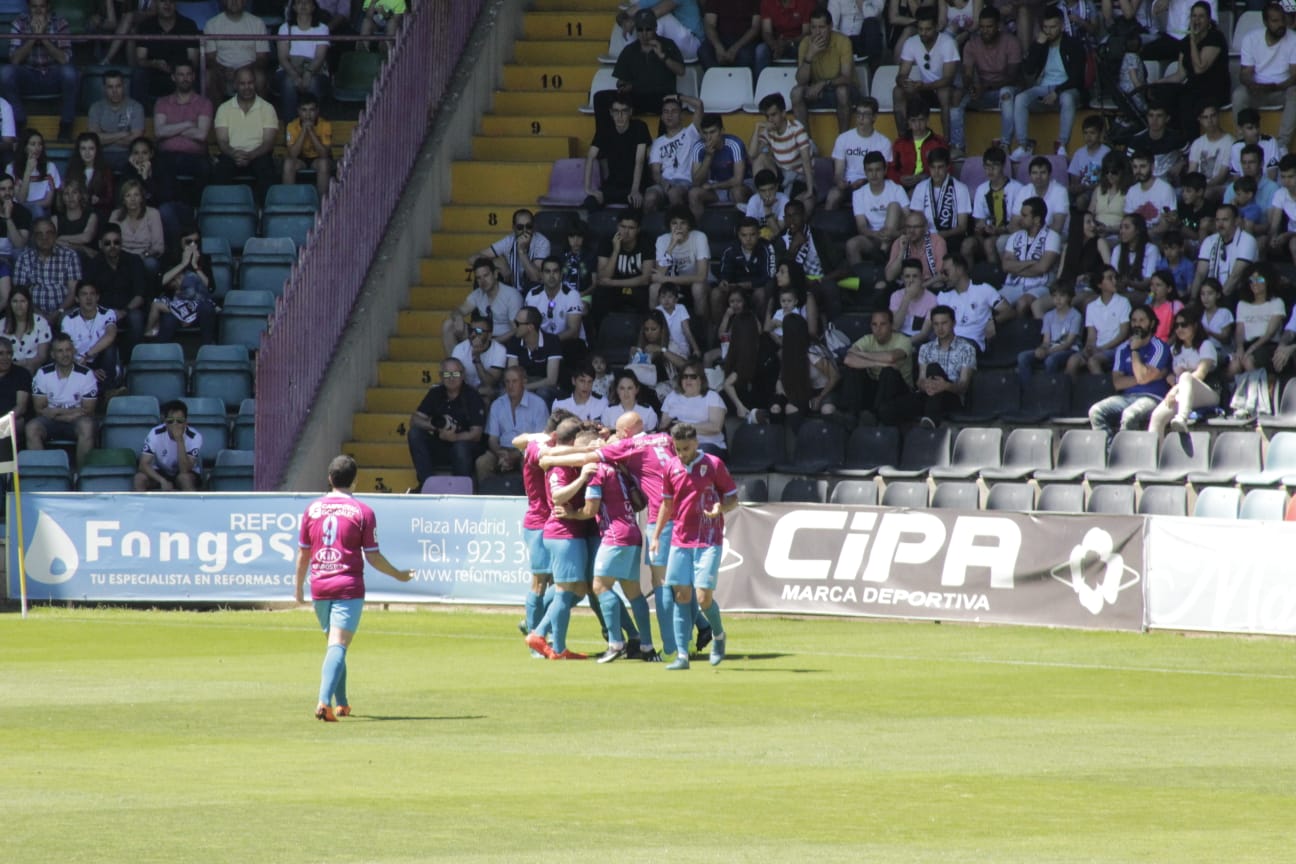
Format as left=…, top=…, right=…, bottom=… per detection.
left=396, top=309, right=449, bottom=335
left=345, top=441, right=414, bottom=466
left=419, top=257, right=475, bottom=285
left=532, top=0, right=614, bottom=11
left=450, top=162, right=552, bottom=204
left=366, top=387, right=429, bottom=413
left=388, top=336, right=448, bottom=361
left=492, top=90, right=589, bottom=115
left=409, top=285, right=467, bottom=307
left=472, top=134, right=574, bottom=161
left=482, top=115, right=594, bottom=139
left=522, top=11, right=609, bottom=40
left=353, top=467, right=417, bottom=494
left=502, top=64, right=596, bottom=93
left=514, top=40, right=604, bottom=66
left=352, top=412, right=413, bottom=441
left=431, top=231, right=514, bottom=259
left=379, top=360, right=446, bottom=388
left=440, top=204, right=552, bottom=234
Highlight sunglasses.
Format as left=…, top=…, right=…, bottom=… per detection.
left=923, top=52, right=931, bottom=70
left=441, top=371, right=463, bottom=379
left=101, top=239, right=121, bottom=246
left=164, top=418, right=186, bottom=424
left=681, top=373, right=700, bottom=380
left=514, top=222, right=532, bottom=231
left=470, top=327, right=488, bottom=335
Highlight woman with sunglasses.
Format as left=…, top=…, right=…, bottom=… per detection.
left=1148, top=309, right=1219, bottom=436
left=659, top=360, right=728, bottom=455
left=1227, top=264, right=1285, bottom=379
left=1087, top=152, right=1128, bottom=242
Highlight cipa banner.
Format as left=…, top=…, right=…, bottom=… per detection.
left=6, top=493, right=530, bottom=604
left=719, top=505, right=1147, bottom=631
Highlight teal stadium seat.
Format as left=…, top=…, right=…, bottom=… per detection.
left=100, top=395, right=161, bottom=454
left=126, top=342, right=187, bottom=404
left=191, top=344, right=254, bottom=410
left=17, top=449, right=72, bottom=492
left=182, top=396, right=230, bottom=465
left=232, top=398, right=255, bottom=450
left=209, top=449, right=256, bottom=491
left=218, top=290, right=275, bottom=351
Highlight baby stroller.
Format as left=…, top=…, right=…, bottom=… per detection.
left=1094, top=19, right=1148, bottom=150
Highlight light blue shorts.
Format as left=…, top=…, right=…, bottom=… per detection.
left=314, top=598, right=364, bottom=633
left=644, top=521, right=673, bottom=567
left=524, top=527, right=551, bottom=575
left=544, top=536, right=588, bottom=585
left=594, top=543, right=640, bottom=581
left=665, top=545, right=722, bottom=590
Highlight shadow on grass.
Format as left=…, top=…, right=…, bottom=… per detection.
left=350, top=714, right=488, bottom=722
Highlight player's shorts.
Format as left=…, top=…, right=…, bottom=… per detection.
left=644, top=521, right=673, bottom=567
left=594, top=543, right=640, bottom=581
left=544, top=536, right=588, bottom=585
left=524, top=527, right=551, bottom=575
left=314, top=598, right=364, bottom=633
left=665, top=544, right=722, bottom=590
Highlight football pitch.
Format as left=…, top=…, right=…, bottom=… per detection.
left=2, top=606, right=1292, bottom=863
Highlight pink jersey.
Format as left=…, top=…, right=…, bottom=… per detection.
left=586, top=462, right=643, bottom=547
left=298, top=491, right=379, bottom=600
left=521, top=438, right=551, bottom=530
left=661, top=452, right=737, bottom=548
left=543, top=464, right=593, bottom=540
left=598, top=432, right=674, bottom=516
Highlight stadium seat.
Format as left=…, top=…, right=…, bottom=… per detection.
left=676, top=67, right=700, bottom=99
left=835, top=425, right=900, bottom=478
left=218, top=290, right=275, bottom=350
left=260, top=214, right=313, bottom=248
left=1186, top=431, right=1262, bottom=486
left=538, top=158, right=591, bottom=208
left=578, top=67, right=618, bottom=114
left=1192, top=486, right=1240, bottom=519
left=870, top=65, right=898, bottom=112
left=233, top=399, right=255, bottom=450
left=1137, top=485, right=1187, bottom=517
left=880, top=480, right=928, bottom=508
left=182, top=396, right=230, bottom=465
left=1135, top=430, right=1210, bottom=484
left=1235, top=431, right=1296, bottom=486
left=829, top=312, right=871, bottom=346
left=744, top=66, right=796, bottom=112
left=956, top=156, right=985, bottom=193
left=17, top=449, right=72, bottom=492
left=699, top=66, right=753, bottom=113
left=175, top=0, right=220, bottom=27
left=192, top=344, right=254, bottom=410
left=593, top=311, right=642, bottom=365
left=1036, top=483, right=1084, bottom=513
left=100, top=395, right=161, bottom=454
left=334, top=50, right=383, bottom=102
left=1084, top=430, right=1158, bottom=483
left=1054, top=374, right=1117, bottom=425
left=985, top=482, right=1034, bottom=512
left=478, top=473, right=523, bottom=496
left=242, top=236, right=298, bottom=263
left=239, top=261, right=293, bottom=297
left=698, top=208, right=740, bottom=246
left=199, top=210, right=257, bottom=254
left=980, top=428, right=1053, bottom=481
left=1259, top=378, right=1296, bottom=431
left=811, top=207, right=856, bottom=241
left=1034, top=429, right=1106, bottom=482
left=264, top=184, right=320, bottom=215
left=126, top=342, right=186, bottom=404
left=929, top=426, right=1002, bottom=480
left=209, top=449, right=256, bottom=491
left=931, top=481, right=979, bottom=510
left=977, top=318, right=1040, bottom=370
left=726, top=423, right=784, bottom=473
left=950, top=370, right=1019, bottom=423
left=1231, top=10, right=1262, bottom=57
left=775, top=418, right=847, bottom=474
left=1086, top=484, right=1135, bottom=515
left=780, top=477, right=827, bottom=503
left=1240, top=488, right=1286, bottom=521
left=878, top=425, right=951, bottom=480
left=534, top=210, right=578, bottom=245
left=76, top=447, right=138, bottom=492
left=828, top=479, right=878, bottom=506
left=733, top=474, right=769, bottom=503
left=200, top=185, right=256, bottom=211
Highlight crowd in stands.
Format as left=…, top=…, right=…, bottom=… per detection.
left=410, top=0, right=1296, bottom=493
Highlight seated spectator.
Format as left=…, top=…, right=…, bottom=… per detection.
left=1010, top=156, right=1069, bottom=238
left=844, top=151, right=906, bottom=266
left=277, top=0, right=331, bottom=122
left=26, top=331, right=97, bottom=467
left=749, top=93, right=814, bottom=211
left=1110, top=213, right=1158, bottom=301
left=1191, top=204, right=1257, bottom=301
left=1230, top=3, right=1296, bottom=153
left=659, top=359, right=727, bottom=454
left=655, top=282, right=700, bottom=359
left=451, top=313, right=506, bottom=400
left=85, top=222, right=150, bottom=342
left=936, top=251, right=1007, bottom=351
left=827, top=0, right=882, bottom=64
left=892, top=7, right=957, bottom=141
left=53, top=177, right=99, bottom=261
left=122, top=136, right=176, bottom=210
left=1147, top=2, right=1230, bottom=137
left=1269, top=155, right=1296, bottom=266
left=743, top=168, right=789, bottom=237
left=1007, top=5, right=1084, bottom=159
left=885, top=0, right=927, bottom=59
left=282, top=93, right=332, bottom=200
left=582, top=94, right=650, bottom=211
left=146, top=228, right=215, bottom=343
left=634, top=308, right=683, bottom=380
left=1172, top=171, right=1213, bottom=250
left=1230, top=176, right=1266, bottom=239
left=1227, top=265, right=1285, bottom=379
left=641, top=0, right=704, bottom=57
left=1147, top=270, right=1184, bottom=341
left=699, top=0, right=760, bottom=70
left=1229, top=109, right=1282, bottom=182
left=770, top=311, right=838, bottom=419
left=132, top=0, right=201, bottom=103
left=213, top=66, right=280, bottom=206
left=87, top=70, right=145, bottom=173
left=715, top=216, right=776, bottom=317
left=1187, top=104, right=1232, bottom=203
left=61, top=279, right=118, bottom=388
left=468, top=208, right=549, bottom=291
left=442, top=257, right=521, bottom=356
left=0, top=337, right=31, bottom=442
left=133, top=398, right=203, bottom=490
left=1126, top=103, right=1185, bottom=183
left=950, top=6, right=1019, bottom=160
left=889, top=257, right=936, bottom=345
left=602, top=369, right=659, bottom=432
left=1067, top=115, right=1110, bottom=211
left=557, top=221, right=594, bottom=299
left=915, top=304, right=975, bottom=427
left=359, top=0, right=405, bottom=53
left=1148, top=309, right=1219, bottom=436
left=1017, top=282, right=1082, bottom=385
left=0, top=285, right=51, bottom=373
left=551, top=365, right=603, bottom=422
left=0, top=0, right=77, bottom=140
left=1067, top=266, right=1132, bottom=376
left=6, top=129, right=58, bottom=219
left=880, top=212, right=947, bottom=293
left=204, top=0, right=270, bottom=98
left=525, top=256, right=586, bottom=350
left=90, top=0, right=143, bottom=67
left=757, top=0, right=814, bottom=73
left=687, top=112, right=749, bottom=222
left=0, top=246, right=10, bottom=308
left=1156, top=230, right=1195, bottom=300
left=791, top=7, right=855, bottom=134
left=964, top=145, right=1021, bottom=266
left=0, top=97, right=15, bottom=162
left=504, top=306, right=561, bottom=404
left=594, top=209, right=651, bottom=319
left=719, top=307, right=768, bottom=419
left=1197, top=277, right=1232, bottom=356
left=1088, top=304, right=1171, bottom=445
left=406, top=357, right=485, bottom=487
left=1225, top=145, right=1280, bottom=213
left=825, top=97, right=893, bottom=213
left=109, top=179, right=165, bottom=272
left=64, top=134, right=114, bottom=220
left=645, top=94, right=702, bottom=213
left=889, top=97, right=947, bottom=192
left=593, top=9, right=685, bottom=122
left=774, top=198, right=844, bottom=291
left=1270, top=304, right=1296, bottom=377
left=908, top=147, right=970, bottom=244
left=649, top=205, right=709, bottom=315
left=1088, top=151, right=1128, bottom=243
left=475, top=366, right=548, bottom=484
left=14, top=217, right=80, bottom=324
left=153, top=60, right=214, bottom=194
left=764, top=259, right=819, bottom=342
left=841, top=307, right=914, bottom=424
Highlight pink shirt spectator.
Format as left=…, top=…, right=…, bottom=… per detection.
left=544, top=464, right=592, bottom=540
left=586, top=463, right=643, bottom=547
left=960, top=32, right=1022, bottom=89
left=662, top=452, right=737, bottom=548
left=521, top=438, right=550, bottom=530
left=154, top=93, right=215, bottom=155
left=599, top=431, right=675, bottom=516
left=298, top=491, right=378, bottom=601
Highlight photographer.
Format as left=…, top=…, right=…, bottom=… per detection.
left=1088, top=304, right=1172, bottom=446
left=406, top=357, right=485, bottom=489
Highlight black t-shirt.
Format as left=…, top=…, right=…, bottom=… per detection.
left=85, top=251, right=154, bottom=312
left=503, top=331, right=561, bottom=379
left=0, top=364, right=32, bottom=418
left=137, top=15, right=201, bottom=68
left=1180, top=28, right=1229, bottom=108
left=416, top=385, right=486, bottom=431
left=611, top=38, right=684, bottom=96
left=590, top=119, right=651, bottom=190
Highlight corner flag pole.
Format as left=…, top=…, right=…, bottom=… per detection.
left=0, top=412, right=27, bottom=618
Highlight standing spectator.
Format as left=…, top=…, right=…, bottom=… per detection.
left=791, top=7, right=855, bottom=134
left=0, top=286, right=51, bottom=373
left=0, top=338, right=31, bottom=443
left=504, top=306, right=562, bottom=403
left=1, top=0, right=77, bottom=140
left=26, top=331, right=97, bottom=466
left=441, top=257, right=521, bottom=355
left=843, top=150, right=907, bottom=266
left=645, top=93, right=703, bottom=213
left=213, top=66, right=280, bottom=206
left=582, top=94, right=650, bottom=211
left=842, top=307, right=915, bottom=424
left=14, top=217, right=79, bottom=324
left=950, top=6, right=1020, bottom=160
left=892, top=7, right=958, bottom=140
left=1007, top=6, right=1084, bottom=160
left=827, top=0, right=884, bottom=64
left=825, top=96, right=893, bottom=213
left=60, top=280, right=119, bottom=388
left=915, top=304, right=975, bottom=427
left=6, top=129, right=59, bottom=219
left=475, top=366, right=548, bottom=483
left=406, top=357, right=485, bottom=487
left=0, top=172, right=33, bottom=263
left=595, top=10, right=685, bottom=123
left=203, top=0, right=270, bottom=98
left=64, top=133, right=115, bottom=219
left=132, top=0, right=201, bottom=103
left=276, top=0, right=331, bottom=122
left=85, top=222, right=150, bottom=342
left=1088, top=304, right=1171, bottom=444
left=87, top=70, right=145, bottom=173
left=153, top=60, right=214, bottom=195
left=282, top=93, right=332, bottom=200
left=109, top=179, right=165, bottom=271
left=699, top=0, right=760, bottom=70
left=757, top=0, right=815, bottom=73
left=687, top=112, right=749, bottom=221
left=1230, top=3, right=1296, bottom=153
left=749, top=93, right=814, bottom=211
left=133, top=399, right=203, bottom=491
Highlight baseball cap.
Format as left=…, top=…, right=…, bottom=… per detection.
left=633, top=8, right=656, bottom=29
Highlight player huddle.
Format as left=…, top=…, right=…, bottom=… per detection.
left=515, top=409, right=738, bottom=670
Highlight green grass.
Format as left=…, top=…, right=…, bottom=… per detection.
left=2, top=606, right=1293, bottom=863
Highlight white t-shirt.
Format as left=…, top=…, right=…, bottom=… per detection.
left=909, top=175, right=971, bottom=234
left=1229, top=136, right=1284, bottom=177
left=744, top=192, right=789, bottom=222
left=1002, top=228, right=1063, bottom=296
left=971, top=178, right=1023, bottom=224
left=1085, top=293, right=1133, bottom=347
left=550, top=393, right=603, bottom=422
left=601, top=401, right=658, bottom=433
left=60, top=306, right=117, bottom=360
left=657, top=302, right=691, bottom=355
left=1009, top=180, right=1069, bottom=223
left=1270, top=186, right=1296, bottom=232
left=1171, top=339, right=1218, bottom=375
left=524, top=286, right=585, bottom=340
left=1239, top=27, right=1296, bottom=86
left=852, top=180, right=909, bottom=231
left=660, top=389, right=727, bottom=448
left=654, top=230, right=710, bottom=278
left=0, top=98, right=14, bottom=139
left=450, top=338, right=507, bottom=389
left=489, top=232, right=551, bottom=266
left=465, top=284, right=524, bottom=340
left=1203, top=305, right=1234, bottom=353
left=6, top=160, right=61, bottom=209
left=830, top=128, right=893, bottom=182
left=1068, top=144, right=1111, bottom=188
left=1123, top=178, right=1177, bottom=227
left=1235, top=297, right=1286, bottom=344
left=936, top=282, right=1001, bottom=350
left=1109, top=244, right=1161, bottom=283
left=141, top=423, right=204, bottom=476
left=277, top=21, right=329, bottom=60
left=899, top=32, right=959, bottom=84
left=1189, top=133, right=1233, bottom=181
left=32, top=363, right=98, bottom=409
left=1197, top=231, right=1258, bottom=282
left=649, top=124, right=702, bottom=185
left=0, top=313, right=52, bottom=362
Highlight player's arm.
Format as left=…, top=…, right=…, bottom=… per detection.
left=550, top=463, right=596, bottom=504
left=539, top=449, right=600, bottom=469
left=364, top=549, right=414, bottom=582
left=294, top=546, right=310, bottom=603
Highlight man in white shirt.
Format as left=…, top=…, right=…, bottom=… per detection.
left=1123, top=151, right=1178, bottom=232
left=999, top=196, right=1063, bottom=318
left=468, top=208, right=551, bottom=291
left=891, top=7, right=958, bottom=140
left=442, top=257, right=523, bottom=356
left=1192, top=203, right=1258, bottom=300
left=1068, top=266, right=1132, bottom=376
left=451, top=314, right=507, bottom=400
left=26, top=332, right=98, bottom=467
left=845, top=150, right=907, bottom=265
left=644, top=93, right=703, bottom=212
left=908, top=147, right=970, bottom=244
left=133, top=399, right=203, bottom=491
left=1231, top=3, right=1296, bottom=150
left=60, top=280, right=118, bottom=388
left=1267, top=154, right=1296, bottom=265
left=936, top=251, right=1008, bottom=350
left=525, top=256, right=586, bottom=345
left=825, top=97, right=893, bottom=212
left=550, top=365, right=603, bottom=422
left=1188, top=103, right=1233, bottom=202
left=1008, top=156, right=1069, bottom=237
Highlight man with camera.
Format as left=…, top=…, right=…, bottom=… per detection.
left=1088, top=304, right=1172, bottom=447
left=406, top=357, right=485, bottom=489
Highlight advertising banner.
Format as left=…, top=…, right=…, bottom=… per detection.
left=1146, top=517, right=1296, bottom=637
left=6, top=493, right=530, bottom=604
left=718, top=504, right=1147, bottom=631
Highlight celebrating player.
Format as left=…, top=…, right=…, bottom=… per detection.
left=513, top=409, right=574, bottom=655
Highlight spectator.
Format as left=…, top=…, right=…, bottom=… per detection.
left=699, top=0, right=760, bottom=70
left=1110, top=212, right=1158, bottom=300
left=451, top=313, right=506, bottom=400
left=719, top=307, right=768, bottom=419
left=0, top=338, right=31, bottom=442
left=1187, top=104, right=1232, bottom=204
left=1067, top=115, right=1111, bottom=210
left=886, top=0, right=930, bottom=58
left=889, top=96, right=947, bottom=192
left=358, top=0, right=404, bottom=53
left=655, top=281, right=700, bottom=359
left=659, top=359, right=727, bottom=454
left=908, top=147, right=970, bottom=243
left=153, top=59, right=214, bottom=194
left=915, top=304, right=975, bottom=427
left=1088, top=151, right=1128, bottom=243
left=1067, top=266, right=1131, bottom=376
left=687, top=112, right=750, bottom=221
left=14, top=217, right=79, bottom=324
left=881, top=212, right=947, bottom=292
left=26, top=331, right=97, bottom=467
left=133, top=398, right=203, bottom=490
left=1147, top=3, right=1229, bottom=137
left=825, top=97, right=893, bottom=213
left=764, top=259, right=820, bottom=341
left=213, top=65, right=280, bottom=206
left=844, top=150, right=906, bottom=267
left=827, top=0, right=883, bottom=64
left=1017, top=282, right=1082, bottom=385
left=282, top=92, right=333, bottom=201
left=85, top=222, right=150, bottom=340
left=475, top=366, right=547, bottom=484
left=277, top=0, right=331, bottom=122
left=595, top=9, right=685, bottom=122
left=1268, top=154, right=1296, bottom=266
left=1230, top=177, right=1266, bottom=240
left=1007, top=5, right=1084, bottom=160
left=889, top=258, right=936, bottom=345
left=109, top=179, right=165, bottom=271
left=791, top=6, right=855, bottom=134
left=1010, top=155, right=1070, bottom=237
left=1088, top=304, right=1171, bottom=445
left=1225, top=145, right=1280, bottom=212
left=892, top=7, right=957, bottom=140
left=1157, top=230, right=1195, bottom=298
left=315, top=0, right=355, bottom=69
left=936, top=251, right=1007, bottom=350
left=468, top=208, right=549, bottom=291
left=1000, top=195, right=1063, bottom=318
left=442, top=257, right=522, bottom=355
left=87, top=70, right=145, bottom=173
left=123, top=136, right=174, bottom=210
left=1230, top=3, right=1296, bottom=152
left=1147, top=270, right=1184, bottom=341
left=526, top=255, right=586, bottom=355
left=744, top=168, right=788, bottom=236
left=1126, top=103, right=1186, bottom=182
left=645, top=93, right=703, bottom=213
left=1121, top=151, right=1177, bottom=240
left=53, top=176, right=98, bottom=260
left=582, top=94, right=650, bottom=211
left=950, top=6, right=1020, bottom=160
left=771, top=311, right=838, bottom=420
left=757, top=0, right=815, bottom=73
left=204, top=0, right=270, bottom=98
left=7, top=129, right=58, bottom=219
left=715, top=216, right=776, bottom=314
left=1227, top=265, right=1285, bottom=379
left=0, top=96, right=15, bottom=161
left=0, top=173, right=33, bottom=263
left=638, top=0, right=704, bottom=58
left=145, top=226, right=215, bottom=343
left=774, top=197, right=841, bottom=288
left=749, top=93, right=814, bottom=211
left=551, top=364, right=603, bottom=422
left=602, top=368, right=660, bottom=431
left=406, top=357, right=485, bottom=487
left=1147, top=309, right=1219, bottom=436
left=64, top=133, right=114, bottom=219
left=0, top=285, right=50, bottom=373
left=1191, top=204, right=1257, bottom=301
left=964, top=145, right=1021, bottom=265
left=1229, top=108, right=1282, bottom=181
left=594, top=209, right=651, bottom=318
left=650, top=205, right=709, bottom=314
left=132, top=0, right=201, bottom=103
left=635, top=308, right=681, bottom=380
left=60, top=280, right=118, bottom=388
left=842, top=307, right=914, bottom=424
left=504, top=305, right=562, bottom=403
left=1, top=0, right=77, bottom=140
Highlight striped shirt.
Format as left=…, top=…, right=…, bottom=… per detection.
left=766, top=118, right=810, bottom=174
